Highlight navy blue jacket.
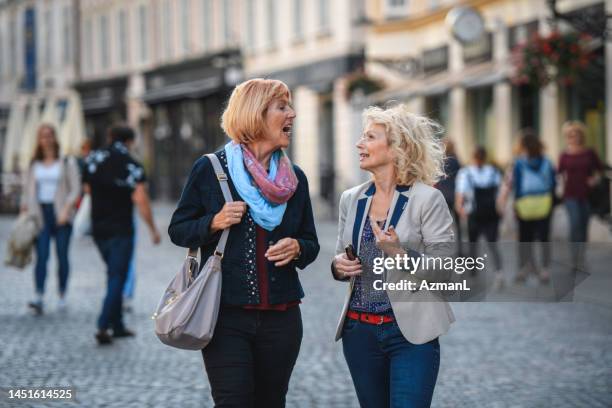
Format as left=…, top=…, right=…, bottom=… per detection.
left=168, top=150, right=320, bottom=306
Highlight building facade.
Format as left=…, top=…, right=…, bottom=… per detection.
left=363, top=0, right=610, bottom=170
left=76, top=0, right=243, bottom=199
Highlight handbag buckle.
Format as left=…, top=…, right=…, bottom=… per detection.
left=214, top=250, right=224, bottom=258
left=216, top=173, right=227, bottom=181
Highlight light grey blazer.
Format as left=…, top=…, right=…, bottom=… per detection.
left=333, top=180, right=455, bottom=345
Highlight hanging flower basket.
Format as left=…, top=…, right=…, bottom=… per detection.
left=345, top=71, right=384, bottom=100
left=511, top=31, right=592, bottom=88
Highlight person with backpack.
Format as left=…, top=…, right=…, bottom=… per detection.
left=455, top=146, right=504, bottom=290
left=499, top=130, right=556, bottom=284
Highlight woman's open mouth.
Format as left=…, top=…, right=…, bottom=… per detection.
left=282, top=124, right=292, bottom=137
left=359, top=153, right=370, bottom=162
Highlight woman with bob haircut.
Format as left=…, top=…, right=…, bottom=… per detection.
left=331, top=104, right=454, bottom=408
left=21, top=124, right=81, bottom=315
left=169, top=78, right=319, bottom=407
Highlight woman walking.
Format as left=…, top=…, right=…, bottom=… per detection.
left=455, top=146, right=504, bottom=289
left=558, top=121, right=603, bottom=272
left=21, top=124, right=81, bottom=314
left=499, top=130, right=556, bottom=283
left=331, top=104, right=454, bottom=408
left=169, top=78, right=319, bottom=408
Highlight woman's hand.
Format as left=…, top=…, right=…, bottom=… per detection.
left=266, top=238, right=301, bottom=267
left=370, top=222, right=404, bottom=257
left=210, top=201, right=247, bottom=233
left=57, top=207, right=70, bottom=226
left=333, top=253, right=362, bottom=279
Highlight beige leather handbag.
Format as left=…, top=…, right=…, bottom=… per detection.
left=153, top=153, right=231, bottom=350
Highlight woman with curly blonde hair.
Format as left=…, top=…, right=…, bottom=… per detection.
left=331, top=104, right=454, bottom=407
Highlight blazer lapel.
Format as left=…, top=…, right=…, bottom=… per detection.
left=352, top=182, right=375, bottom=254
left=385, top=185, right=411, bottom=231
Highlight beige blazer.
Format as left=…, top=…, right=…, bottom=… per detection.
left=22, top=156, right=82, bottom=227
left=333, top=180, right=455, bottom=345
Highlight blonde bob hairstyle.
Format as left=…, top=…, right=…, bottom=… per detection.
left=363, top=104, right=445, bottom=186
left=221, top=78, right=291, bottom=144
left=562, top=120, right=587, bottom=146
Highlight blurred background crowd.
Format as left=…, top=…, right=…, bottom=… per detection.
left=0, top=0, right=611, bottom=219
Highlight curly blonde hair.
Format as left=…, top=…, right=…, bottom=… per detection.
left=363, top=104, right=445, bottom=186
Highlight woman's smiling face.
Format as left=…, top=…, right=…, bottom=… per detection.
left=356, top=122, right=394, bottom=171
left=263, top=97, right=296, bottom=149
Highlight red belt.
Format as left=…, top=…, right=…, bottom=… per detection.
left=347, top=310, right=394, bottom=325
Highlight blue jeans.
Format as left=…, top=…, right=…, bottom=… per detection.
left=95, top=235, right=134, bottom=331
left=342, top=317, right=440, bottom=408
left=34, top=204, right=72, bottom=296
left=565, top=199, right=590, bottom=268
left=122, top=217, right=137, bottom=299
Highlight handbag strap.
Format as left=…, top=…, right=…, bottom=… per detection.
left=187, top=153, right=233, bottom=259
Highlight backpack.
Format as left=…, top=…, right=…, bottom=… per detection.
left=468, top=169, right=499, bottom=221
left=515, top=158, right=553, bottom=221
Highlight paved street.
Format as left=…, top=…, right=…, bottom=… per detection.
left=1, top=204, right=612, bottom=407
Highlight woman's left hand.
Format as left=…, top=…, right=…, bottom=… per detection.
left=57, top=209, right=70, bottom=226
left=265, top=238, right=301, bottom=266
left=370, top=222, right=403, bottom=256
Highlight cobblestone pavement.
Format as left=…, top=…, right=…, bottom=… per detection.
left=1, top=205, right=611, bottom=408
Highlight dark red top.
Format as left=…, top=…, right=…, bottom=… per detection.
left=558, top=149, right=603, bottom=200
left=244, top=225, right=300, bottom=311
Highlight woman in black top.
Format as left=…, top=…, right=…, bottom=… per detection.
left=168, top=78, right=319, bottom=407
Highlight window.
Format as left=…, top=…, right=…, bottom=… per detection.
left=385, top=0, right=409, bottom=18
left=138, top=4, right=148, bottom=62
left=100, top=14, right=110, bottom=70
left=267, top=0, right=276, bottom=48
left=244, top=0, right=255, bottom=50
left=318, top=0, right=329, bottom=32
left=181, top=0, right=190, bottom=53
left=163, top=0, right=173, bottom=59
left=118, top=9, right=128, bottom=66
left=62, top=6, right=71, bottom=65
left=84, top=18, right=93, bottom=72
left=223, top=0, right=232, bottom=44
left=293, top=0, right=303, bottom=40
left=45, top=9, right=53, bottom=67
left=202, top=0, right=212, bottom=50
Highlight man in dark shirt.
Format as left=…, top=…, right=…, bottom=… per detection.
left=83, top=125, right=160, bottom=345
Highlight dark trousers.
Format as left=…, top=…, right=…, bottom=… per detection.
left=202, top=305, right=302, bottom=408
left=517, top=216, right=551, bottom=268
left=94, top=235, right=134, bottom=331
left=34, top=204, right=72, bottom=295
left=342, top=318, right=440, bottom=408
left=467, top=215, right=502, bottom=270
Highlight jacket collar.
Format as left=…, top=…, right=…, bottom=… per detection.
left=352, top=182, right=412, bottom=252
